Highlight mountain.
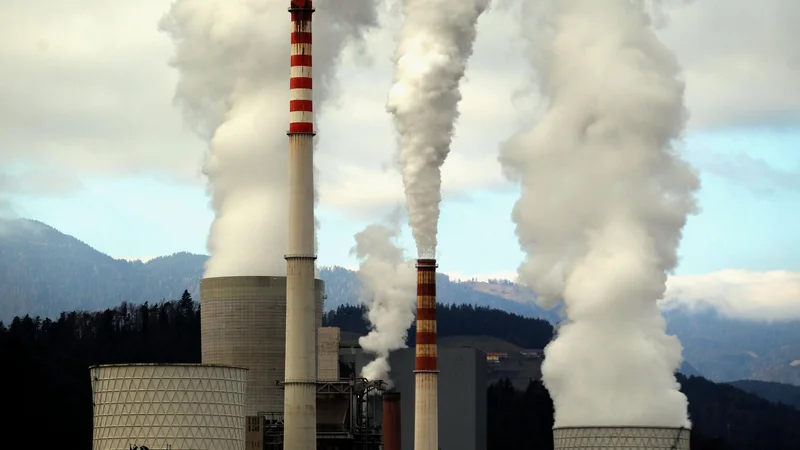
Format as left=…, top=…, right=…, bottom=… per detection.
left=0, top=218, right=556, bottom=322
left=0, top=219, right=204, bottom=319
left=321, top=265, right=560, bottom=321
left=728, top=379, right=800, bottom=410
left=665, top=308, right=800, bottom=386
left=1, top=218, right=798, bottom=386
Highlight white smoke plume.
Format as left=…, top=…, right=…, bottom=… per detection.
left=500, top=0, right=699, bottom=427
left=160, top=0, right=379, bottom=277
left=352, top=213, right=416, bottom=386
left=387, top=0, right=490, bottom=258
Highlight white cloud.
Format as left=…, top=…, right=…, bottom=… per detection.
left=688, top=149, right=800, bottom=194
left=662, top=270, right=800, bottom=321
left=0, top=0, right=205, bottom=186
left=1, top=0, right=797, bottom=219
left=656, top=0, right=800, bottom=129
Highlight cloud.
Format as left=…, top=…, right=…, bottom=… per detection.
left=689, top=149, right=800, bottom=194
left=0, top=166, right=84, bottom=216
left=656, top=0, right=800, bottom=130
left=1, top=0, right=798, bottom=221
left=662, top=270, right=800, bottom=321
left=0, top=0, right=206, bottom=184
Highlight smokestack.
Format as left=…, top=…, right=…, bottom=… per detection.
left=414, top=258, right=438, bottom=450
left=382, top=391, right=402, bottom=450
left=284, top=2, right=317, bottom=450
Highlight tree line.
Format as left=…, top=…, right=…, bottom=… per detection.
left=2, top=295, right=800, bottom=449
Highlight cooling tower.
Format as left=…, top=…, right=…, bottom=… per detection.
left=553, top=427, right=691, bottom=449
left=414, top=258, right=439, bottom=450
left=200, top=276, right=324, bottom=416
left=90, top=363, right=247, bottom=450
left=383, top=391, right=402, bottom=450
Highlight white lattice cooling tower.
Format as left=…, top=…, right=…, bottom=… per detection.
left=90, top=363, right=247, bottom=450
left=553, top=426, right=691, bottom=450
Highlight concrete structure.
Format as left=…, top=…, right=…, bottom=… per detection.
left=317, top=327, right=340, bottom=382
left=414, top=258, right=439, bottom=450
left=90, top=363, right=247, bottom=450
left=251, top=377, right=385, bottom=450
left=382, top=392, right=402, bottom=450
left=284, top=1, right=318, bottom=450
left=552, top=427, right=691, bottom=449
left=341, top=346, right=487, bottom=450
left=200, top=276, right=325, bottom=416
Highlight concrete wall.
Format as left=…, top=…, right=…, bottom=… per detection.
left=200, top=276, right=324, bottom=416
left=341, top=346, right=487, bottom=450
left=318, top=327, right=341, bottom=382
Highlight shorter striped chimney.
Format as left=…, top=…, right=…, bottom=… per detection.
left=414, top=258, right=438, bottom=450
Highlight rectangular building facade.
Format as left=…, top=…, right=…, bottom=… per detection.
left=340, top=346, right=487, bottom=450
left=318, top=327, right=340, bottom=382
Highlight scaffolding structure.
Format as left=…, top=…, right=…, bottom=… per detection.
left=252, top=376, right=386, bottom=450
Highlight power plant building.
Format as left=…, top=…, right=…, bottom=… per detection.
left=552, top=427, right=691, bottom=449
left=200, top=276, right=325, bottom=416
left=89, top=363, right=247, bottom=450
left=340, top=343, right=488, bottom=450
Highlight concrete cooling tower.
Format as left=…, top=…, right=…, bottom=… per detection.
left=553, top=426, right=691, bottom=450
left=200, top=276, right=324, bottom=416
left=90, top=363, right=247, bottom=450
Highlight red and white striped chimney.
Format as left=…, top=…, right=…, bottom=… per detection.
left=414, top=258, right=438, bottom=450
left=284, top=1, right=317, bottom=450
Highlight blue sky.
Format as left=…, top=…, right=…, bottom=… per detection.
left=14, top=128, right=799, bottom=278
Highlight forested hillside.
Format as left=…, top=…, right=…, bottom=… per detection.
left=728, top=380, right=800, bottom=409
left=1, top=218, right=799, bottom=386
left=3, top=298, right=800, bottom=450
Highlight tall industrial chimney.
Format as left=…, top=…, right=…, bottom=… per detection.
left=382, top=391, right=402, bottom=450
left=414, top=258, right=438, bottom=450
left=284, top=1, right=317, bottom=450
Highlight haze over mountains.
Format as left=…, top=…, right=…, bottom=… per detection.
left=1, top=218, right=798, bottom=387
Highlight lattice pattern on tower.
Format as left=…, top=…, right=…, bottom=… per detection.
left=90, top=364, right=247, bottom=450
left=553, top=426, right=691, bottom=450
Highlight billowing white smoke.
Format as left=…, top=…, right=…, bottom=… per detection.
left=500, top=0, right=699, bottom=427
left=387, top=0, right=490, bottom=258
left=160, top=0, right=379, bottom=277
left=352, top=214, right=416, bottom=387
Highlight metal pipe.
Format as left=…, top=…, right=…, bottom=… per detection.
left=414, top=258, right=438, bottom=450
left=284, top=2, right=317, bottom=450
left=382, top=391, right=402, bottom=450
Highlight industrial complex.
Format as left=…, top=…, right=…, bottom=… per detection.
left=89, top=2, right=487, bottom=450
left=87, top=1, right=693, bottom=449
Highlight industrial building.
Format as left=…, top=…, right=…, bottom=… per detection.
left=200, top=276, right=325, bottom=416
left=552, top=426, right=690, bottom=449
left=90, top=363, right=248, bottom=450
left=339, top=340, right=488, bottom=450
left=230, top=326, right=487, bottom=450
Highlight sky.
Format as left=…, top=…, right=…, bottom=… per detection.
left=1, top=0, right=798, bottom=321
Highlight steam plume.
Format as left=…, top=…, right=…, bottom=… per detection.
left=160, top=0, right=379, bottom=277
left=352, top=213, right=416, bottom=386
left=500, top=0, right=698, bottom=427
left=387, top=0, right=490, bottom=258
